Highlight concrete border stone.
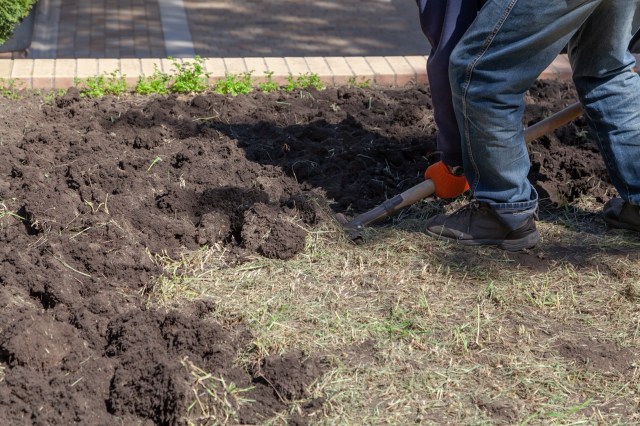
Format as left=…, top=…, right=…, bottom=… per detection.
left=0, top=55, right=577, bottom=90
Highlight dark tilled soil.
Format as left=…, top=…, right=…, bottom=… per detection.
left=0, top=81, right=615, bottom=424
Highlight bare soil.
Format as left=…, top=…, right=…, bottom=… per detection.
left=0, top=81, right=625, bottom=424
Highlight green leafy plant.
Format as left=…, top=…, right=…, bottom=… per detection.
left=40, top=88, right=66, bottom=104
left=347, top=75, right=371, bottom=88
left=135, top=65, right=170, bottom=95
left=283, top=73, right=325, bottom=92
left=170, top=56, right=209, bottom=94
left=257, top=71, right=278, bottom=93
left=213, top=72, right=253, bottom=96
left=283, top=75, right=297, bottom=92
left=0, top=0, right=37, bottom=45
left=0, top=78, right=24, bottom=99
left=296, top=72, right=325, bottom=90
left=75, top=70, right=127, bottom=98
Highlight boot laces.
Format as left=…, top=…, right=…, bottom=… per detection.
left=449, top=200, right=485, bottom=217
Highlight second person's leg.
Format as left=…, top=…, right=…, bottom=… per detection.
left=417, top=0, right=484, bottom=168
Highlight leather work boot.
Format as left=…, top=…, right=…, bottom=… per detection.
left=602, top=197, right=640, bottom=231
left=425, top=201, right=540, bottom=251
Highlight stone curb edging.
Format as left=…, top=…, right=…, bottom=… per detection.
left=0, top=55, right=578, bottom=90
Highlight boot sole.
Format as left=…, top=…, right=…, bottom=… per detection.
left=425, top=229, right=540, bottom=251
left=603, top=216, right=640, bottom=232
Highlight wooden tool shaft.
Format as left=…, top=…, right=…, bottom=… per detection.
left=345, top=180, right=436, bottom=230
left=523, top=102, right=582, bottom=143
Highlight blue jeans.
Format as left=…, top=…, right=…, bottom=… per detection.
left=449, top=0, right=640, bottom=229
left=417, top=0, right=484, bottom=168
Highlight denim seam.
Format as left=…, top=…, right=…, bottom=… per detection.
left=481, top=187, right=538, bottom=210
left=489, top=201, right=537, bottom=210
left=461, top=0, right=519, bottom=195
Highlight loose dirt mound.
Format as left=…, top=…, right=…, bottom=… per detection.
left=0, top=81, right=611, bottom=424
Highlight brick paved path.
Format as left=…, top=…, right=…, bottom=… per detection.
left=23, top=0, right=426, bottom=59
left=185, top=0, right=427, bottom=57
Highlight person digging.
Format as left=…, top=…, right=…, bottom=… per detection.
left=421, top=0, right=640, bottom=251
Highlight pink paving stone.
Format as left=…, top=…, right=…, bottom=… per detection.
left=76, top=59, right=99, bottom=79
left=284, top=57, right=310, bottom=77
left=304, top=56, right=331, bottom=77
left=344, top=57, right=374, bottom=81
left=160, top=58, right=178, bottom=75
left=11, top=60, right=34, bottom=89
left=3, top=53, right=580, bottom=95
left=539, top=55, right=573, bottom=80
left=203, top=58, right=226, bottom=82
left=32, top=59, right=55, bottom=89
left=539, top=63, right=559, bottom=80
left=386, top=56, right=416, bottom=86
left=303, top=57, right=332, bottom=83
left=140, top=58, right=163, bottom=76
left=324, top=57, right=354, bottom=85
left=223, top=58, right=248, bottom=75
left=98, top=59, right=121, bottom=75
left=365, top=56, right=395, bottom=86
left=54, top=59, right=77, bottom=88
left=120, top=59, right=142, bottom=87
left=0, top=60, right=13, bottom=81
left=404, top=56, right=428, bottom=85
left=244, top=57, right=268, bottom=82
left=264, top=57, right=291, bottom=84
left=552, top=55, right=572, bottom=79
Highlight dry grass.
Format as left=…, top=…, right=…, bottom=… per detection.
left=0, top=199, right=23, bottom=222
left=150, top=197, right=640, bottom=424
left=181, top=357, right=255, bottom=425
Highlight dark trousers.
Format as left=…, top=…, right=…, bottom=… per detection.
left=417, top=0, right=484, bottom=167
